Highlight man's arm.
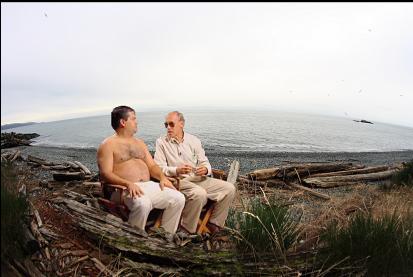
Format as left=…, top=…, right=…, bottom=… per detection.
left=154, top=138, right=178, bottom=176
left=141, top=141, right=175, bottom=190
left=97, top=141, right=143, bottom=198
left=194, top=137, right=212, bottom=176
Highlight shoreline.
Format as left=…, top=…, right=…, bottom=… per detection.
left=6, top=145, right=413, bottom=175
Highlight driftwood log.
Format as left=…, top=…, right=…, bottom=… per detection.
left=309, top=165, right=389, bottom=177
left=54, top=197, right=242, bottom=275
left=247, top=162, right=361, bottom=181
left=73, top=161, right=92, bottom=175
left=53, top=172, right=85, bottom=182
left=54, top=197, right=305, bottom=275
left=303, top=169, right=398, bottom=188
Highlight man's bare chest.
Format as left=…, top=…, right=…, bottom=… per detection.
left=114, top=144, right=146, bottom=163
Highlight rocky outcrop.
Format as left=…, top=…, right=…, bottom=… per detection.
left=1, top=132, right=40, bottom=148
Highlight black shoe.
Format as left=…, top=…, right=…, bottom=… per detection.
left=176, top=227, right=202, bottom=242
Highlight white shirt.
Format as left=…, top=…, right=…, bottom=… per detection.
left=154, top=132, right=212, bottom=177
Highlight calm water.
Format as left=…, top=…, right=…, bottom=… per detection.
left=5, top=110, right=413, bottom=153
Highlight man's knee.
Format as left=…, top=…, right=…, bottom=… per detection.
left=187, top=187, right=208, bottom=203
left=169, top=190, right=185, bottom=208
left=220, top=180, right=236, bottom=197
left=128, top=197, right=152, bottom=212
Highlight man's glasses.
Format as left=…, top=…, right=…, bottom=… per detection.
left=164, top=122, right=175, bottom=128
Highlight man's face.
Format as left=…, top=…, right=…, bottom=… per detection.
left=123, top=111, right=138, bottom=133
left=165, top=113, right=184, bottom=139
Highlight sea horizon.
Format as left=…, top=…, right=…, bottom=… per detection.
left=3, top=109, right=413, bottom=153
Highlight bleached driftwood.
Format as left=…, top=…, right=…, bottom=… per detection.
left=248, top=162, right=359, bottom=180
left=303, top=169, right=398, bottom=188
left=309, top=166, right=389, bottom=178
left=55, top=197, right=242, bottom=274
left=227, top=160, right=240, bottom=185
left=74, top=161, right=92, bottom=175
left=286, top=182, right=330, bottom=200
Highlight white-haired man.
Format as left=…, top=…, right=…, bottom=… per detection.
left=154, top=111, right=236, bottom=236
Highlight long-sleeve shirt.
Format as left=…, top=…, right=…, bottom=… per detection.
left=154, top=132, right=212, bottom=177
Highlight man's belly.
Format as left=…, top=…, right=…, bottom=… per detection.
left=113, top=159, right=150, bottom=183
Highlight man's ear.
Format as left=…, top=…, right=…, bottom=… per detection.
left=120, top=118, right=126, bottom=128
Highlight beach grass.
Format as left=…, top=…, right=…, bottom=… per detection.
left=227, top=192, right=301, bottom=263
left=320, top=211, right=413, bottom=276
left=1, top=161, right=29, bottom=261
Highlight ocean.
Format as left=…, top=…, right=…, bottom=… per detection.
left=4, top=110, right=413, bottom=153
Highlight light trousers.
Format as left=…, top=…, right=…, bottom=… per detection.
left=111, top=181, right=185, bottom=234
left=179, top=176, right=236, bottom=233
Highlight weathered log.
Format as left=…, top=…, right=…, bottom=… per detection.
left=248, top=162, right=358, bottom=180
left=53, top=171, right=85, bottom=181
left=74, top=161, right=92, bottom=175
left=308, top=165, right=389, bottom=177
left=303, top=169, right=399, bottom=188
left=10, top=150, right=22, bottom=162
left=30, top=219, right=48, bottom=247
left=27, top=155, right=48, bottom=165
left=41, top=164, right=72, bottom=171
left=33, top=209, right=43, bottom=227
left=285, top=163, right=363, bottom=178
left=39, top=226, right=61, bottom=240
left=64, top=161, right=80, bottom=170
left=56, top=198, right=243, bottom=274
left=285, top=182, right=330, bottom=200
left=212, top=169, right=227, bottom=180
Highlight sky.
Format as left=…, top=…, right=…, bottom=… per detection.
left=1, top=2, right=413, bottom=127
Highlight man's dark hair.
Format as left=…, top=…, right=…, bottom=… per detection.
left=111, top=106, right=135, bottom=130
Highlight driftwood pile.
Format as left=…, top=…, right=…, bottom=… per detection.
left=236, top=162, right=401, bottom=200
left=1, top=132, right=40, bottom=148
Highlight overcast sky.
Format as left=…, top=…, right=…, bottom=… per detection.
left=2, top=3, right=413, bottom=127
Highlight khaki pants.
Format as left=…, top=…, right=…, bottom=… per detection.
left=111, top=181, right=185, bottom=234
left=179, top=176, right=236, bottom=233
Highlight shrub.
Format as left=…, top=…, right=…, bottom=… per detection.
left=392, top=160, right=413, bottom=187
left=1, top=161, right=29, bottom=261
left=321, top=212, right=413, bottom=276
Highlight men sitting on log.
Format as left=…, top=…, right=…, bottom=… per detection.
left=97, top=106, right=185, bottom=234
left=154, top=111, right=236, bottom=236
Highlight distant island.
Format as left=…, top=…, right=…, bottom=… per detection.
left=353, top=119, right=373, bottom=124
left=1, top=122, right=37, bottom=131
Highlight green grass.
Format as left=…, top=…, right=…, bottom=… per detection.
left=227, top=196, right=301, bottom=262
left=1, top=161, right=29, bottom=261
left=392, top=160, right=413, bottom=188
left=321, top=211, right=413, bottom=276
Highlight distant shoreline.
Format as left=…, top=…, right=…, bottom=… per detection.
left=1, top=122, right=37, bottom=130
left=5, top=145, right=413, bottom=175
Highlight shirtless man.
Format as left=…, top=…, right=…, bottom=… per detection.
left=97, top=106, right=185, bottom=234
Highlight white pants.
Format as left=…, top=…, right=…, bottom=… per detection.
left=111, top=181, right=185, bottom=234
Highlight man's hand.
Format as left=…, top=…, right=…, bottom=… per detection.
left=177, top=164, right=193, bottom=175
left=159, top=176, right=176, bottom=190
left=127, top=182, right=144, bottom=198
left=195, top=166, right=208, bottom=176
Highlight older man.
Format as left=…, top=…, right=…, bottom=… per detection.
left=154, top=111, right=236, bottom=235
left=97, top=106, right=185, bottom=234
